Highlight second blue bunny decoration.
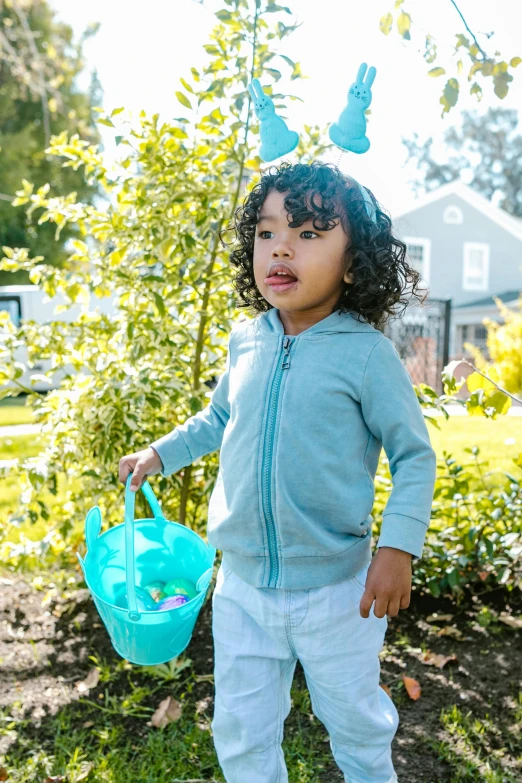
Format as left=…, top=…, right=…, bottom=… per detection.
left=328, top=63, right=376, bottom=154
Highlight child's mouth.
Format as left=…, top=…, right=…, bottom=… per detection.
left=264, top=274, right=298, bottom=293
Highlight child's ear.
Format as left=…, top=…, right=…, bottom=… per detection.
left=343, top=270, right=354, bottom=284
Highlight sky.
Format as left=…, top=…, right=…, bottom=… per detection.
left=49, top=0, right=522, bottom=215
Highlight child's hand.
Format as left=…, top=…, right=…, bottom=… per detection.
left=358, top=547, right=412, bottom=619
left=119, top=447, right=163, bottom=492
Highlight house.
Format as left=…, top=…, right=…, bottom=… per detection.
left=392, top=181, right=522, bottom=362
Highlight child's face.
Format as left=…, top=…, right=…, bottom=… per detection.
left=253, top=189, right=353, bottom=316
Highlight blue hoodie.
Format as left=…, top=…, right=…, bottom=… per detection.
left=150, top=307, right=437, bottom=589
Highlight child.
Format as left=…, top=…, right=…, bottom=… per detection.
left=119, top=161, right=437, bottom=783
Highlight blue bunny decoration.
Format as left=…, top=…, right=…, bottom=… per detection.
left=328, top=62, right=377, bottom=154
left=248, top=78, right=299, bottom=163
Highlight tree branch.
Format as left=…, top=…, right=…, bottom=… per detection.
left=449, top=0, right=488, bottom=60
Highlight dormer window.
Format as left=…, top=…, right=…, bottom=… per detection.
left=443, top=205, right=463, bottom=224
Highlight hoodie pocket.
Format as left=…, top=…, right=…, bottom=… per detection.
left=351, top=562, right=371, bottom=595
left=220, top=559, right=234, bottom=583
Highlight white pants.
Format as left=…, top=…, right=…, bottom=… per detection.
left=211, top=558, right=399, bottom=783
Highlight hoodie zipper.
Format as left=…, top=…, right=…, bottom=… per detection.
left=262, top=335, right=292, bottom=587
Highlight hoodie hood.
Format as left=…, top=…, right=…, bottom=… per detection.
left=256, top=307, right=380, bottom=337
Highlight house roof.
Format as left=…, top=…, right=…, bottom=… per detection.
left=393, top=181, right=522, bottom=243
left=454, top=290, right=522, bottom=309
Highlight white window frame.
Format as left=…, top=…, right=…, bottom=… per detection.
left=404, top=237, right=431, bottom=285
left=462, top=242, right=489, bottom=291
left=443, top=205, right=464, bottom=224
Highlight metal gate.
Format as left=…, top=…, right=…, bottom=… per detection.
left=381, top=298, right=451, bottom=395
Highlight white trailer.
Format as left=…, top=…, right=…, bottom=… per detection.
left=0, top=284, right=117, bottom=393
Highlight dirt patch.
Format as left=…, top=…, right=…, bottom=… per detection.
left=1, top=571, right=521, bottom=782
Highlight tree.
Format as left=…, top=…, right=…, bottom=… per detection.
left=379, top=0, right=521, bottom=115
left=0, top=0, right=328, bottom=555
left=0, top=0, right=103, bottom=285
left=401, top=107, right=522, bottom=217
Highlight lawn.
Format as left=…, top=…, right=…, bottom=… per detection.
left=0, top=396, right=35, bottom=426
left=427, top=413, right=522, bottom=478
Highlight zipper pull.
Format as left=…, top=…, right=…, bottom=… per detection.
left=282, top=336, right=291, bottom=369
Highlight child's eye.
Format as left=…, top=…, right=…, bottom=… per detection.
left=257, top=230, right=319, bottom=239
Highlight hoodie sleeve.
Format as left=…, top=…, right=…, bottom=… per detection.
left=360, top=336, right=437, bottom=560
left=149, top=336, right=232, bottom=478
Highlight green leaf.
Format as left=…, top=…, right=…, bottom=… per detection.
left=510, top=56, right=522, bottom=68
left=265, top=68, right=282, bottom=81
left=97, top=117, right=115, bottom=127
left=265, top=4, right=292, bottom=13
left=470, top=81, right=483, bottom=100
left=397, top=10, right=411, bottom=40
left=215, top=9, right=233, bottom=21
left=439, top=77, right=459, bottom=115
left=493, top=71, right=513, bottom=99
left=428, top=67, right=446, bottom=78
left=111, top=107, right=125, bottom=117
left=153, top=292, right=165, bottom=316
left=175, top=92, right=192, bottom=109
left=455, top=34, right=470, bottom=49
left=180, top=78, right=195, bottom=95
left=379, top=12, right=393, bottom=36
left=279, top=54, right=296, bottom=68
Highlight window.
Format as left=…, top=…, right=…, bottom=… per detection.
left=474, top=325, right=487, bottom=344
left=0, top=297, right=21, bottom=328
left=463, top=242, right=489, bottom=291
left=443, top=205, right=463, bottom=224
left=404, top=237, right=431, bottom=284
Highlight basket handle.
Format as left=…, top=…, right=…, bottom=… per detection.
left=124, top=474, right=164, bottom=621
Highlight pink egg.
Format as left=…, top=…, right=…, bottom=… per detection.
left=157, top=594, right=189, bottom=611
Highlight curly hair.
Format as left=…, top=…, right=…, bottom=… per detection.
left=219, top=160, right=428, bottom=329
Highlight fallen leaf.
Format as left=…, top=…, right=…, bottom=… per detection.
left=150, top=696, right=182, bottom=728
left=0, top=768, right=8, bottom=781
left=426, top=613, right=454, bottom=623
left=75, top=762, right=93, bottom=781
left=75, top=668, right=100, bottom=694
left=195, top=696, right=213, bottom=714
left=421, top=651, right=458, bottom=669
left=82, top=721, right=94, bottom=728
left=43, top=777, right=65, bottom=783
left=379, top=683, right=392, bottom=697
left=402, top=674, right=421, bottom=700
left=436, top=626, right=464, bottom=640
left=498, top=613, right=522, bottom=629
left=478, top=571, right=489, bottom=581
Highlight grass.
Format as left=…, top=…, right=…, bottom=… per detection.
left=427, top=414, right=522, bottom=477
left=0, top=396, right=35, bottom=426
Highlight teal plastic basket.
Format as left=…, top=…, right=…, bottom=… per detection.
left=77, top=474, right=216, bottom=666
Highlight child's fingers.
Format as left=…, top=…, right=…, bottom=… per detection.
left=130, top=461, right=147, bottom=492
left=119, top=457, right=135, bottom=485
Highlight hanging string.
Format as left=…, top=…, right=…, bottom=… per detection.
left=335, top=148, right=345, bottom=167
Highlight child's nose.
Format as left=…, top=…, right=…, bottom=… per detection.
left=271, top=238, right=294, bottom=257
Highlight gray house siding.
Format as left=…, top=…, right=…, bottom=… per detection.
left=393, top=193, right=522, bottom=307
left=391, top=186, right=522, bottom=362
